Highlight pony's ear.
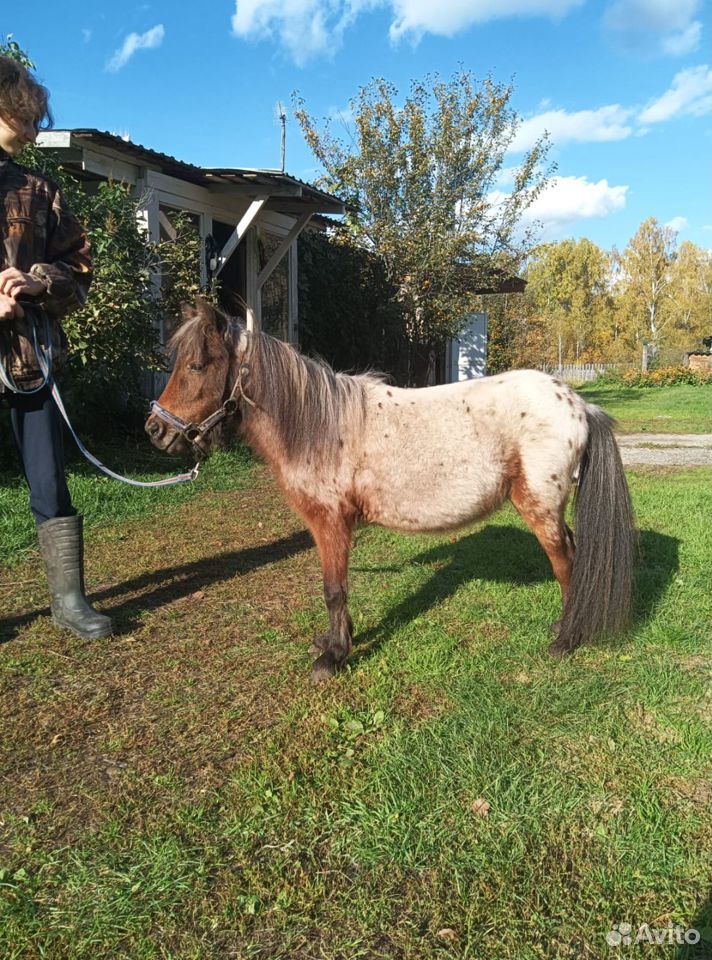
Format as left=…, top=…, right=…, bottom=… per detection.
left=196, top=297, right=228, bottom=336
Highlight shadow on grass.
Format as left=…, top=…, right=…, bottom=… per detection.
left=0, top=529, right=313, bottom=643
left=349, top=525, right=679, bottom=663
left=675, top=888, right=712, bottom=958
left=0, top=520, right=679, bottom=654
left=577, top=386, right=642, bottom=406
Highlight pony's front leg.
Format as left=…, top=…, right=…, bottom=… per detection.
left=311, top=581, right=354, bottom=682
left=304, top=511, right=354, bottom=683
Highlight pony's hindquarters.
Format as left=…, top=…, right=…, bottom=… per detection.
left=553, top=405, right=635, bottom=654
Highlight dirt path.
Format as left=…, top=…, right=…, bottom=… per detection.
left=616, top=433, right=712, bottom=467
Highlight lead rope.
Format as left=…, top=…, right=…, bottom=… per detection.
left=50, top=382, right=200, bottom=488
left=0, top=310, right=53, bottom=394
left=1, top=314, right=199, bottom=488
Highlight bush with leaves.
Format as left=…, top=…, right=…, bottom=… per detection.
left=620, top=365, right=711, bottom=387
left=158, top=211, right=219, bottom=344
left=19, top=143, right=165, bottom=427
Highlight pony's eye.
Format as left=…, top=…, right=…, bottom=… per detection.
left=188, top=362, right=204, bottom=372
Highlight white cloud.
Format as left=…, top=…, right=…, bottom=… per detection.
left=106, top=24, right=165, bottom=73
left=661, top=20, right=701, bottom=55
left=603, top=0, right=702, bottom=56
left=388, top=0, right=582, bottom=42
left=231, top=0, right=582, bottom=63
left=328, top=103, right=356, bottom=127
left=666, top=216, right=688, bottom=232
left=528, top=176, right=628, bottom=223
left=638, top=65, right=712, bottom=123
left=490, top=176, right=628, bottom=238
left=509, top=64, right=710, bottom=154
left=494, top=165, right=519, bottom=187
left=232, top=0, right=378, bottom=64
left=510, top=105, right=634, bottom=153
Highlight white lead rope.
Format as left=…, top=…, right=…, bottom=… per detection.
left=2, top=310, right=199, bottom=488
left=50, top=382, right=200, bottom=488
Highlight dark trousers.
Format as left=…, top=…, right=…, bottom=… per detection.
left=5, top=386, right=75, bottom=526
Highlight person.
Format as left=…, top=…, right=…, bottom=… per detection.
left=0, top=55, right=113, bottom=638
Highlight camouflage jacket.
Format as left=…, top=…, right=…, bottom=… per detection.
left=0, top=152, right=92, bottom=392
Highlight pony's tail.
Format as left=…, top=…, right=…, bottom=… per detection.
left=555, top=405, right=635, bottom=654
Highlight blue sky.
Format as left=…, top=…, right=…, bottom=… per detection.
left=12, top=0, right=712, bottom=251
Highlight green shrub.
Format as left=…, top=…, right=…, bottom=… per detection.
left=621, top=365, right=712, bottom=387
left=10, top=148, right=209, bottom=434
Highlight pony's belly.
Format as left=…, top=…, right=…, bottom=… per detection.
left=357, top=467, right=505, bottom=533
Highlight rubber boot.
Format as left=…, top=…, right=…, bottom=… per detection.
left=37, top=515, right=114, bottom=639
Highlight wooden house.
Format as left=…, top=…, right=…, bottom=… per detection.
left=36, top=128, right=344, bottom=350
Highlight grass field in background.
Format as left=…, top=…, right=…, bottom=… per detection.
left=576, top=382, right=712, bottom=434
left=1, top=459, right=709, bottom=959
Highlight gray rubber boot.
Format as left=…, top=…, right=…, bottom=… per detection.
left=37, top=515, right=114, bottom=639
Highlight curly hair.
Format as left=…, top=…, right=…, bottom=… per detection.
left=0, top=56, right=53, bottom=129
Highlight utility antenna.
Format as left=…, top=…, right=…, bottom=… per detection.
left=275, top=101, right=287, bottom=173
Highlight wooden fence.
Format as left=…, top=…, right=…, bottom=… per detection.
left=541, top=363, right=622, bottom=383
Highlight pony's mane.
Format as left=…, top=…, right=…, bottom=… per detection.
left=243, top=328, right=383, bottom=465
left=166, top=311, right=235, bottom=356
left=168, top=304, right=383, bottom=465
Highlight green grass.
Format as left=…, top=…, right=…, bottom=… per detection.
left=576, top=382, right=712, bottom=434
left=0, top=440, right=256, bottom=566
left=0, top=464, right=709, bottom=959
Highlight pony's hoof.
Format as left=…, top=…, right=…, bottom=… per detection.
left=308, top=633, right=330, bottom=656
left=311, top=651, right=339, bottom=683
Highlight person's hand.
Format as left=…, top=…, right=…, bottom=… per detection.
left=0, top=267, right=46, bottom=300
left=0, top=292, right=24, bottom=320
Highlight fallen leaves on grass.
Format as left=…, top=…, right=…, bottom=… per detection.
left=471, top=797, right=490, bottom=817
left=437, top=928, right=458, bottom=942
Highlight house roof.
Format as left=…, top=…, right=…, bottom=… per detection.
left=36, top=128, right=345, bottom=215
left=466, top=272, right=526, bottom=295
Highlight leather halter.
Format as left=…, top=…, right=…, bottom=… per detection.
left=150, top=361, right=255, bottom=458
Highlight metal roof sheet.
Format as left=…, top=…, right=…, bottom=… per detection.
left=45, top=129, right=344, bottom=211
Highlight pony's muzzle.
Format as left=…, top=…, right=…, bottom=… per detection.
left=145, top=413, right=183, bottom=453
left=145, top=414, right=164, bottom=442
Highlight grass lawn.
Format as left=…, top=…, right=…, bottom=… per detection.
left=576, top=382, right=712, bottom=434
left=0, top=453, right=709, bottom=959
left=0, top=440, right=256, bottom=566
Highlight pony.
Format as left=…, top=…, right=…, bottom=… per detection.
left=146, top=300, right=635, bottom=682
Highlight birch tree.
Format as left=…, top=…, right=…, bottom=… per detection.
left=524, top=238, right=612, bottom=365
left=613, top=218, right=677, bottom=355
left=666, top=241, right=712, bottom=348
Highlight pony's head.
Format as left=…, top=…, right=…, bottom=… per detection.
left=145, top=298, right=246, bottom=456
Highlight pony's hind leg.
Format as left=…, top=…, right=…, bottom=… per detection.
left=301, top=504, right=355, bottom=683
left=510, top=476, right=574, bottom=653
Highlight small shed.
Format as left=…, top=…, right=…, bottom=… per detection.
left=442, top=271, right=526, bottom=383
left=684, top=337, right=711, bottom=374
left=36, top=129, right=344, bottom=350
